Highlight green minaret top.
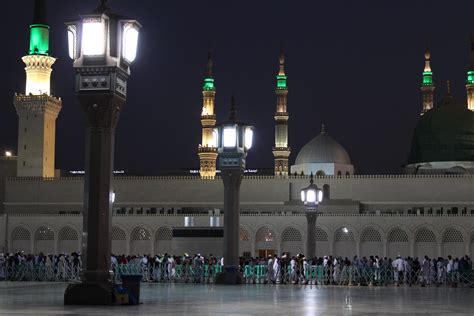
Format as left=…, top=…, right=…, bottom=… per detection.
left=422, top=48, right=433, bottom=86
left=276, top=49, right=287, bottom=90
left=467, top=36, right=474, bottom=85
left=203, top=50, right=215, bottom=91
left=29, top=0, right=50, bottom=56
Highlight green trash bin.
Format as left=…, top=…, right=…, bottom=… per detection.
left=121, top=274, right=142, bottom=305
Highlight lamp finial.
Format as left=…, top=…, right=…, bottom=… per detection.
left=229, top=95, right=237, bottom=122
left=310, top=172, right=314, bottom=185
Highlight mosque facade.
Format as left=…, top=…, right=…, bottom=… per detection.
left=1, top=2, right=474, bottom=261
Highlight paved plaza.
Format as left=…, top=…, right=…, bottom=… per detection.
left=0, top=282, right=472, bottom=315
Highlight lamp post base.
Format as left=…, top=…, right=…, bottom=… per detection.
left=215, top=265, right=243, bottom=285
left=64, top=281, right=114, bottom=305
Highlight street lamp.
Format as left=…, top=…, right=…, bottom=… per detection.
left=64, top=0, right=141, bottom=305
left=215, top=96, right=253, bottom=284
left=300, top=173, right=323, bottom=259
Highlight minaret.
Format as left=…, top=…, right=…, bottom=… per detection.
left=13, top=0, right=62, bottom=178
left=466, top=36, right=474, bottom=111
left=272, top=50, right=291, bottom=176
left=421, top=48, right=435, bottom=114
left=198, top=51, right=218, bottom=179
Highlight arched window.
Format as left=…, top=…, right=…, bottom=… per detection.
left=58, top=227, right=78, bottom=241
left=323, top=184, right=330, bottom=199
left=240, top=227, right=250, bottom=241
left=442, top=228, right=463, bottom=243
left=35, top=226, right=54, bottom=241
left=360, top=228, right=381, bottom=242
left=337, top=171, right=342, bottom=176
left=155, top=227, right=172, bottom=241
left=131, top=227, right=151, bottom=241
left=112, top=226, right=126, bottom=240
left=256, top=227, right=275, bottom=242
left=388, top=228, right=409, bottom=242
left=315, top=227, right=329, bottom=241
left=316, top=170, right=325, bottom=176
left=415, top=228, right=436, bottom=243
left=281, top=227, right=302, bottom=242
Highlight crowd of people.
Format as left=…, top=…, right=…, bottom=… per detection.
left=1, top=251, right=472, bottom=287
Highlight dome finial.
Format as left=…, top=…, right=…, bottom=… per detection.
left=321, top=124, right=325, bottom=134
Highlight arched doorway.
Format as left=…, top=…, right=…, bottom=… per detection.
left=130, top=227, right=151, bottom=255
left=34, top=226, right=54, bottom=254
left=255, top=226, right=276, bottom=257
left=281, top=227, right=303, bottom=256
left=414, top=228, right=437, bottom=259
left=57, top=226, right=79, bottom=254
left=387, top=228, right=409, bottom=258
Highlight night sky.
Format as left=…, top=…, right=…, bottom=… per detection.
left=1, top=0, right=473, bottom=175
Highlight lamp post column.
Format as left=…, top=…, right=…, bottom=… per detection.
left=306, top=210, right=317, bottom=259
left=64, top=92, right=124, bottom=305
left=80, top=93, right=123, bottom=283
left=222, top=167, right=243, bottom=270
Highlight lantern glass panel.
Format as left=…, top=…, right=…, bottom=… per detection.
left=223, top=127, right=237, bottom=148
left=82, top=18, right=105, bottom=56
left=244, top=127, right=253, bottom=150
left=300, top=190, right=305, bottom=202
left=67, top=26, right=76, bottom=60
left=318, top=190, right=323, bottom=203
left=123, top=23, right=139, bottom=62
left=306, top=189, right=316, bottom=203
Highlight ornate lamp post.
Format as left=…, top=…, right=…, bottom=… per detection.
left=215, top=96, right=253, bottom=284
left=300, top=173, right=323, bottom=260
left=64, top=0, right=141, bottom=305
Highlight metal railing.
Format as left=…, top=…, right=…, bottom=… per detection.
left=1, top=262, right=473, bottom=287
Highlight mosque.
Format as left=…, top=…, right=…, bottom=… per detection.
left=0, top=1, right=474, bottom=261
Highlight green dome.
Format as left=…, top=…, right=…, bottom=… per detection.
left=407, top=95, right=474, bottom=164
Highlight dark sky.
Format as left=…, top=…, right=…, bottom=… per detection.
left=0, top=0, right=473, bottom=175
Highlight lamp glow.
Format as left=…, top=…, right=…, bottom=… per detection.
left=343, top=227, right=349, bottom=233
left=306, top=190, right=317, bottom=203
left=5, top=151, right=12, bottom=157
left=67, top=26, right=76, bottom=60
left=82, top=19, right=105, bottom=56
left=318, top=190, right=323, bottom=203
left=244, top=127, right=253, bottom=150
left=223, top=127, right=237, bottom=148
left=123, top=24, right=139, bottom=62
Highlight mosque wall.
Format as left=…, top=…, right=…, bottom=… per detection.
left=4, top=175, right=474, bottom=214
left=3, top=213, right=474, bottom=260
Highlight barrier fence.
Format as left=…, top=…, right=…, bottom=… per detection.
left=1, top=262, right=473, bottom=287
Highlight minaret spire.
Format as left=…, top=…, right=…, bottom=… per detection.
left=198, top=51, right=218, bottom=179
left=272, top=48, right=291, bottom=176
left=207, top=50, right=213, bottom=78
left=421, top=47, right=435, bottom=114
left=29, top=0, right=50, bottom=56
left=466, top=36, right=474, bottom=111
left=13, top=0, right=62, bottom=177
left=32, top=0, right=47, bottom=25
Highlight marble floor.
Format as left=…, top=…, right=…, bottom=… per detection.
left=0, top=282, right=472, bottom=315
